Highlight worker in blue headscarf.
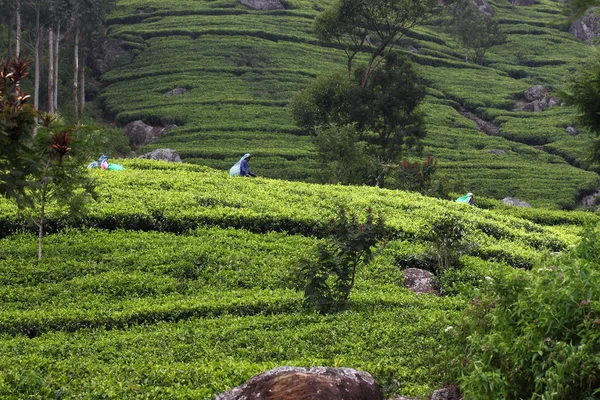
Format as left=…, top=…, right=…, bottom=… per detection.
left=229, top=153, right=257, bottom=177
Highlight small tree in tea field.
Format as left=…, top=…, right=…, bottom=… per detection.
left=297, top=208, right=386, bottom=313
left=430, top=211, right=471, bottom=277
left=25, top=117, right=96, bottom=259
left=0, top=58, right=95, bottom=259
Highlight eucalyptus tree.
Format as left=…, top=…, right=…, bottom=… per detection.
left=69, top=0, right=116, bottom=120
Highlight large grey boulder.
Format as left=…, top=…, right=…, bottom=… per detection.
left=521, top=86, right=559, bottom=112
left=215, top=366, right=384, bottom=400
left=403, top=268, right=439, bottom=295
left=502, top=197, right=531, bottom=208
left=581, top=190, right=600, bottom=207
left=523, top=85, right=548, bottom=102
left=569, top=12, right=600, bottom=42
left=239, top=0, right=284, bottom=10
left=138, top=148, right=182, bottom=163
left=123, top=120, right=177, bottom=150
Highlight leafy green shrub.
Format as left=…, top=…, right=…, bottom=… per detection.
left=429, top=211, right=472, bottom=275
left=296, top=208, right=386, bottom=313
left=443, top=223, right=600, bottom=400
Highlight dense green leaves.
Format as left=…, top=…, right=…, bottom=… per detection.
left=443, top=223, right=600, bottom=399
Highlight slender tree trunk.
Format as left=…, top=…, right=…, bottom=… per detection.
left=79, top=50, right=85, bottom=117
left=7, top=12, right=13, bottom=60
left=54, top=23, right=60, bottom=112
left=37, top=197, right=45, bottom=260
left=15, top=0, right=21, bottom=59
left=73, top=28, right=79, bottom=120
left=34, top=8, right=41, bottom=113
left=48, top=27, right=55, bottom=114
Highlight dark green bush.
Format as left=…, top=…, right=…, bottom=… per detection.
left=443, top=223, right=600, bottom=399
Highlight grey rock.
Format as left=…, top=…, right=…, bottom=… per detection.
left=569, top=12, right=600, bottom=42
left=522, top=100, right=541, bottom=112
left=532, top=145, right=545, bottom=151
left=215, top=366, right=384, bottom=400
left=138, top=148, right=182, bottom=163
left=407, top=46, right=419, bottom=53
left=487, top=149, right=506, bottom=155
left=473, top=0, right=494, bottom=15
left=239, top=0, right=284, bottom=10
left=164, top=88, right=189, bottom=96
left=524, top=85, right=548, bottom=102
left=566, top=126, right=578, bottom=136
left=431, top=386, right=462, bottom=400
left=502, top=197, right=531, bottom=208
left=581, top=190, right=600, bottom=207
left=123, top=120, right=177, bottom=150
left=403, top=268, right=439, bottom=295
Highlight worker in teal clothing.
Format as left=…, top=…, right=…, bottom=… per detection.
left=456, top=192, right=474, bottom=205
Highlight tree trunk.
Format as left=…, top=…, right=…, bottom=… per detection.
left=37, top=201, right=45, bottom=260
left=7, top=11, right=13, bottom=60
left=34, top=8, right=41, bottom=113
left=48, top=27, right=54, bottom=114
left=73, top=28, right=79, bottom=120
left=15, top=0, right=21, bottom=59
left=54, top=23, right=60, bottom=112
left=79, top=50, right=85, bottom=117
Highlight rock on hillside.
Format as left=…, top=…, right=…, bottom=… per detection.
left=123, top=120, right=177, bottom=150
left=502, top=197, right=531, bottom=207
left=215, top=366, right=384, bottom=400
left=570, top=12, right=600, bottom=42
left=239, top=0, right=284, bottom=10
left=138, top=148, right=183, bottom=163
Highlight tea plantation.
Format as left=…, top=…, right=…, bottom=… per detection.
left=100, top=0, right=600, bottom=209
left=0, top=159, right=598, bottom=398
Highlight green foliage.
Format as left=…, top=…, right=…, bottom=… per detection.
left=563, top=55, right=600, bottom=164
left=395, top=156, right=444, bottom=197
left=313, top=124, right=376, bottom=185
left=446, top=0, right=505, bottom=65
left=430, top=211, right=472, bottom=275
left=0, top=58, right=38, bottom=207
left=297, top=208, right=386, bottom=313
left=292, top=52, right=427, bottom=187
left=443, top=223, right=600, bottom=399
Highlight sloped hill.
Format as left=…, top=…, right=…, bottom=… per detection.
left=100, top=0, right=599, bottom=208
left=0, top=159, right=597, bottom=398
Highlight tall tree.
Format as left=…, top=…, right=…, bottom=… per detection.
left=447, top=0, right=505, bottom=64
left=15, top=0, right=21, bottom=59
left=292, top=52, right=426, bottom=187
left=315, top=0, right=445, bottom=87
left=70, top=0, right=117, bottom=119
